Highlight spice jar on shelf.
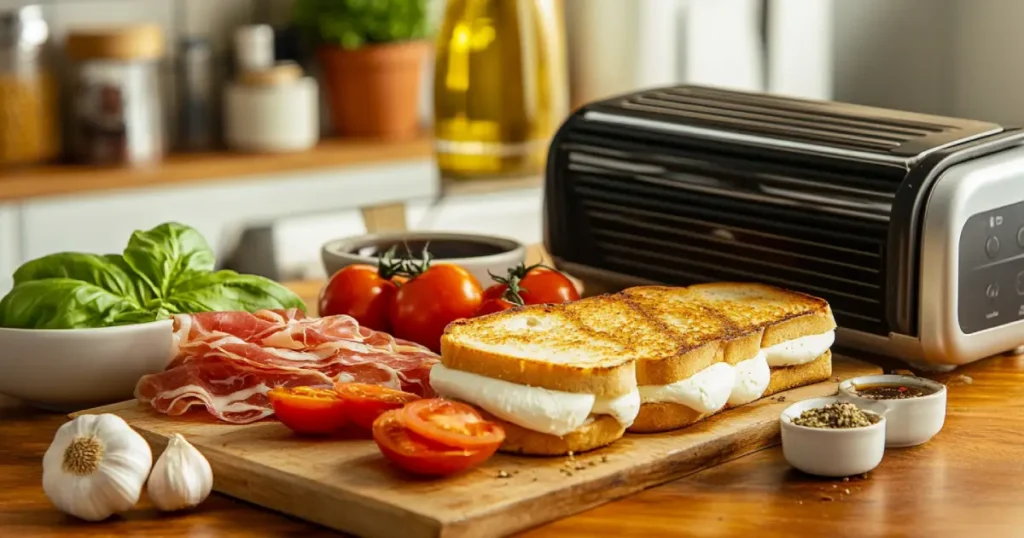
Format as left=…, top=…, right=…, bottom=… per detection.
left=0, top=4, right=60, bottom=167
left=66, top=24, right=165, bottom=166
left=224, top=61, right=318, bottom=153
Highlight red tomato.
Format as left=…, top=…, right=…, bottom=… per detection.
left=473, top=298, right=517, bottom=317
left=334, top=382, right=421, bottom=430
left=401, top=399, right=505, bottom=450
left=372, top=410, right=500, bottom=476
left=389, top=264, right=482, bottom=352
left=318, top=265, right=404, bottom=331
left=483, top=266, right=579, bottom=306
left=267, top=387, right=348, bottom=435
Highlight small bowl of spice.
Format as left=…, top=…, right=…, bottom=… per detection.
left=838, top=374, right=946, bottom=448
left=780, top=397, right=887, bottom=477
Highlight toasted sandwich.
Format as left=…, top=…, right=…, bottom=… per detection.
left=615, top=286, right=767, bottom=433
left=434, top=304, right=641, bottom=456
left=432, top=283, right=836, bottom=454
left=684, top=282, right=836, bottom=396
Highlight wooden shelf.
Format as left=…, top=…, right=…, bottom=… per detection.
left=0, top=135, right=435, bottom=202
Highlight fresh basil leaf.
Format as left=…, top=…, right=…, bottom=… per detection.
left=0, top=278, right=146, bottom=329
left=111, top=309, right=165, bottom=326
left=12, top=252, right=150, bottom=305
left=166, top=270, right=307, bottom=314
left=123, top=222, right=216, bottom=298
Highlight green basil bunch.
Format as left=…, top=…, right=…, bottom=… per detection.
left=0, top=222, right=306, bottom=329
left=292, top=0, right=429, bottom=50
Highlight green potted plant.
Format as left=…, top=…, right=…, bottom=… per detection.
left=293, top=0, right=430, bottom=140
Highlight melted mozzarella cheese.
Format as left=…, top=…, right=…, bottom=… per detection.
left=727, top=350, right=770, bottom=406
left=764, top=330, right=835, bottom=367
left=638, top=362, right=736, bottom=414
left=428, top=364, right=640, bottom=437
left=592, top=388, right=641, bottom=428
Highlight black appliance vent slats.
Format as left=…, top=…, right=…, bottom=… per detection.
left=561, top=131, right=907, bottom=197
left=553, top=131, right=892, bottom=335
left=588, top=85, right=1001, bottom=159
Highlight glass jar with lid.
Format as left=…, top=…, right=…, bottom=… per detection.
left=66, top=24, right=165, bottom=165
left=0, top=4, right=60, bottom=167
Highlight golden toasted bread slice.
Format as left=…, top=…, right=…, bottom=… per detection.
left=440, top=304, right=636, bottom=397
left=629, top=402, right=708, bottom=433
left=622, top=287, right=763, bottom=381
left=763, top=350, right=833, bottom=397
left=684, top=282, right=836, bottom=346
left=486, top=414, right=624, bottom=456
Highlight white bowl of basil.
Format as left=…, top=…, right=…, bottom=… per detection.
left=0, top=222, right=307, bottom=411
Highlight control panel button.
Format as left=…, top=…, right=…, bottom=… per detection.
left=986, top=236, right=1001, bottom=258
left=987, top=283, right=1000, bottom=300
left=1018, top=226, right=1024, bottom=248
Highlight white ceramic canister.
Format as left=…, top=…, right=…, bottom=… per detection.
left=224, top=62, right=319, bottom=153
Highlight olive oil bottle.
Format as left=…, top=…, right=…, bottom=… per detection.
left=433, top=0, right=568, bottom=179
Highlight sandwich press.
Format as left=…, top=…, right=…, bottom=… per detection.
left=544, top=84, right=1024, bottom=370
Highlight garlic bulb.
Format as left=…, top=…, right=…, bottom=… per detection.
left=146, top=433, right=212, bottom=511
left=42, top=414, right=153, bottom=521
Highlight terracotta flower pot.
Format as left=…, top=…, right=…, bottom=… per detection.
left=318, top=40, right=428, bottom=140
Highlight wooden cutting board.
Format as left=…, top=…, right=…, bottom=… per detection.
left=79, top=356, right=880, bottom=538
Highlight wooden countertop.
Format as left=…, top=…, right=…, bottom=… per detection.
left=0, top=356, right=1014, bottom=536
left=2, top=254, right=1019, bottom=535
left=0, top=135, right=433, bottom=202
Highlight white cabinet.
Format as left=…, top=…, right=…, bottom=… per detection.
left=0, top=204, right=19, bottom=294
left=3, top=165, right=543, bottom=294
left=417, top=187, right=544, bottom=247
left=19, top=160, right=438, bottom=264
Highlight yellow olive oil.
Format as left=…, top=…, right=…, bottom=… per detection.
left=433, top=0, right=567, bottom=179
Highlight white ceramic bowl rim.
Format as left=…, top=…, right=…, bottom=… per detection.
left=780, top=396, right=887, bottom=434
left=0, top=318, right=174, bottom=334
left=838, top=374, right=948, bottom=403
left=323, top=231, right=527, bottom=268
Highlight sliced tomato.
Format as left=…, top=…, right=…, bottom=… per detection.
left=400, top=399, right=505, bottom=450
left=372, top=410, right=499, bottom=476
left=333, top=382, right=421, bottom=430
left=267, top=386, right=348, bottom=435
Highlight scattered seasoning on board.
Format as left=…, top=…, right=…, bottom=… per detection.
left=601, top=455, right=608, bottom=463
left=948, top=374, right=974, bottom=386
left=791, top=402, right=877, bottom=429
left=496, top=470, right=510, bottom=479
left=561, top=452, right=589, bottom=474
left=775, top=396, right=787, bottom=403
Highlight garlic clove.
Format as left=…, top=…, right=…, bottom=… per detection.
left=42, top=414, right=152, bottom=522
left=146, top=433, right=213, bottom=512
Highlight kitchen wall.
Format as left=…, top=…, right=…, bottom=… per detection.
left=831, top=0, right=953, bottom=116
left=833, top=0, right=1024, bottom=126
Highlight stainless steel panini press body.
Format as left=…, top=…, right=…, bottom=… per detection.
left=544, top=85, right=1024, bottom=370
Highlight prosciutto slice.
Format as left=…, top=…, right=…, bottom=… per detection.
left=135, top=309, right=439, bottom=424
